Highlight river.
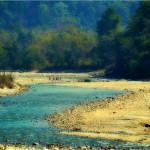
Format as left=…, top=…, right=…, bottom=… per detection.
left=0, top=84, right=148, bottom=148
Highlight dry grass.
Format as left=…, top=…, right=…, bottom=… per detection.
left=0, top=73, right=14, bottom=89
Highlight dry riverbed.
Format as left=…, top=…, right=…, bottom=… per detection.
left=47, top=80, right=150, bottom=144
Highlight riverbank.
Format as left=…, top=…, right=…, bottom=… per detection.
left=0, top=71, right=89, bottom=97
left=47, top=80, right=150, bottom=144
left=0, top=72, right=150, bottom=146
left=0, top=83, right=28, bottom=97
left=14, top=72, right=90, bottom=85
left=0, top=144, right=42, bottom=150
left=0, top=143, right=120, bottom=150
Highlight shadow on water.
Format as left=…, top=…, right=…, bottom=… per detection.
left=0, top=84, right=149, bottom=148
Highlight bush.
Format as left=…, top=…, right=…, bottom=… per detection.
left=0, top=73, right=14, bottom=89
left=84, top=78, right=91, bottom=82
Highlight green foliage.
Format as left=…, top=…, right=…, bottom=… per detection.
left=1, top=1, right=149, bottom=79
left=124, top=1, right=150, bottom=78
left=0, top=25, right=97, bottom=70
left=97, top=7, right=121, bottom=38
left=0, top=1, right=138, bottom=29
left=45, top=25, right=97, bottom=69
left=94, top=8, right=122, bottom=69
left=97, top=1, right=150, bottom=79
left=0, top=45, right=7, bottom=68
left=84, top=79, right=91, bottom=82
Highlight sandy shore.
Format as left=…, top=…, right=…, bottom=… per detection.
left=0, top=83, right=28, bottom=97
left=47, top=80, right=150, bottom=144
left=14, top=72, right=89, bottom=85
left=0, top=71, right=89, bottom=97
left=0, top=143, right=116, bottom=150
left=0, top=144, right=47, bottom=150
left=50, top=80, right=150, bottom=91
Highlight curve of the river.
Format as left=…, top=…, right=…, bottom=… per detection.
left=0, top=84, right=148, bottom=148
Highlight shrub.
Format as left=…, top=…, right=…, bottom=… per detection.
left=0, top=73, right=14, bottom=89
left=84, top=78, right=91, bottom=82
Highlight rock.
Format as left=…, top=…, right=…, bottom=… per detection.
left=32, top=142, right=39, bottom=146
left=145, top=124, right=150, bottom=127
left=80, top=146, right=87, bottom=150
left=72, top=128, right=81, bottom=131
left=47, top=144, right=57, bottom=149
left=14, top=143, right=24, bottom=146
left=107, top=145, right=116, bottom=149
left=100, top=146, right=104, bottom=149
left=76, top=146, right=89, bottom=150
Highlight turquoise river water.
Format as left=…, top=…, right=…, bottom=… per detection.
left=0, top=84, right=149, bottom=148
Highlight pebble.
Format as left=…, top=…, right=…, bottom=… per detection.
left=32, top=142, right=39, bottom=146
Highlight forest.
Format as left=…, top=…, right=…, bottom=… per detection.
left=0, top=1, right=149, bottom=79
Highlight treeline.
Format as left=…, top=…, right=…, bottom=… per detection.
left=0, top=1, right=138, bottom=71
left=0, top=1, right=149, bottom=79
left=94, top=2, right=150, bottom=79
left=0, top=1, right=138, bottom=29
left=0, top=25, right=96, bottom=70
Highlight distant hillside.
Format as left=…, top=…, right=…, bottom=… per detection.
left=0, top=1, right=139, bottom=30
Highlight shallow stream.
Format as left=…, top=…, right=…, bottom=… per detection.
left=0, top=84, right=149, bottom=148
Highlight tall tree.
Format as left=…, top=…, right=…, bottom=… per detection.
left=126, top=1, right=150, bottom=78
left=97, top=7, right=121, bottom=39
left=105, top=1, right=150, bottom=79
left=95, top=8, right=121, bottom=68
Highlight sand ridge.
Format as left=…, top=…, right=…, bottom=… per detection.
left=47, top=81, right=150, bottom=144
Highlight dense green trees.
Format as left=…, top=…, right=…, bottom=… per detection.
left=0, top=1, right=138, bottom=29
left=94, top=8, right=122, bottom=68
left=0, top=1, right=149, bottom=79
left=124, top=1, right=150, bottom=78
left=94, top=2, right=150, bottom=79
left=0, top=1, right=138, bottom=71
left=0, top=25, right=96, bottom=70
left=97, top=8, right=121, bottom=37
